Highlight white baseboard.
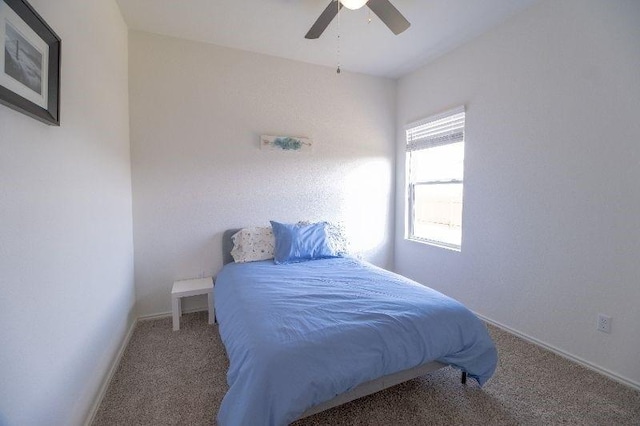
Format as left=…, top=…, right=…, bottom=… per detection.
left=476, top=312, right=640, bottom=391
left=138, top=306, right=209, bottom=321
left=83, top=318, right=137, bottom=426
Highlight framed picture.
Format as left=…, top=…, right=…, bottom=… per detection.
left=260, top=135, right=313, bottom=152
left=0, top=0, right=60, bottom=125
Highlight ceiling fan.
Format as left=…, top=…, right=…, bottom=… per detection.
left=305, top=0, right=410, bottom=39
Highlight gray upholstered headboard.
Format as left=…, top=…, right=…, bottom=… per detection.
left=222, top=228, right=241, bottom=265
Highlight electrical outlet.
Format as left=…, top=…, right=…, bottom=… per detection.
left=597, top=314, right=612, bottom=333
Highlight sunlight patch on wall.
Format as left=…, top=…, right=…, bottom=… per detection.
left=342, top=158, right=392, bottom=256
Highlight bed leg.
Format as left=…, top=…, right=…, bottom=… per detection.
left=461, top=371, right=467, bottom=385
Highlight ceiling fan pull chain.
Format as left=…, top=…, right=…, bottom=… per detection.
left=337, top=0, right=341, bottom=74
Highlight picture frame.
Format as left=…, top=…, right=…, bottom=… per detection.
left=0, top=0, right=60, bottom=125
left=260, top=135, right=313, bottom=152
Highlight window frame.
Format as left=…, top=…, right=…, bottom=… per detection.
left=405, top=106, right=466, bottom=251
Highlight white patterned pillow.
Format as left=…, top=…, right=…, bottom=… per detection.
left=325, top=222, right=350, bottom=256
left=230, top=227, right=275, bottom=263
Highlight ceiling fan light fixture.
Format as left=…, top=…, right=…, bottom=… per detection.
left=340, top=0, right=368, bottom=10
left=305, top=0, right=410, bottom=39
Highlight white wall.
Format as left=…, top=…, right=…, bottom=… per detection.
left=129, top=32, right=396, bottom=317
left=395, top=0, right=640, bottom=387
left=0, top=1, right=134, bottom=424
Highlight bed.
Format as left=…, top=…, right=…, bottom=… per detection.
left=215, top=228, right=497, bottom=426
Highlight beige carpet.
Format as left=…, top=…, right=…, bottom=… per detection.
left=93, top=312, right=640, bottom=425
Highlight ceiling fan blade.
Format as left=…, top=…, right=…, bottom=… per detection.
left=367, top=0, right=410, bottom=35
left=305, top=1, right=342, bottom=39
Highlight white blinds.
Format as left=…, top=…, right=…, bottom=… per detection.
left=406, top=106, right=465, bottom=152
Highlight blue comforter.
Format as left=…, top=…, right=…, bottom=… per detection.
left=215, top=257, right=497, bottom=426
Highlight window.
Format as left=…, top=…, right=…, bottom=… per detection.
left=406, top=106, right=465, bottom=250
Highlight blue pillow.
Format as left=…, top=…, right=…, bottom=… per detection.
left=270, top=221, right=337, bottom=264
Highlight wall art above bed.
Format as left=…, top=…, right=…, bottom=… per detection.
left=0, top=0, right=61, bottom=125
left=260, top=135, right=313, bottom=152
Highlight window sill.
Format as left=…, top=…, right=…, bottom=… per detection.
left=405, top=237, right=461, bottom=252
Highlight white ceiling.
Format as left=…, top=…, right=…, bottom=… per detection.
left=116, top=0, right=538, bottom=79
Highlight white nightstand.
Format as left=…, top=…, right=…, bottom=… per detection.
left=171, top=277, right=215, bottom=331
